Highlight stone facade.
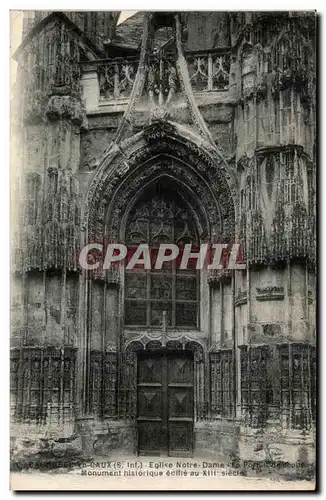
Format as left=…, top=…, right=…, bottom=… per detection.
left=11, top=11, right=316, bottom=471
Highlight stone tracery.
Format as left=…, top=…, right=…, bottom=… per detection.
left=83, top=122, right=236, bottom=248
left=11, top=10, right=316, bottom=466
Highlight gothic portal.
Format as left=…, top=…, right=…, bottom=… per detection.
left=11, top=11, right=316, bottom=464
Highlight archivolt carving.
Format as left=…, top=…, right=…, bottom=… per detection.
left=166, top=340, right=183, bottom=350
left=107, top=159, right=218, bottom=240
left=82, top=122, right=236, bottom=244
left=185, top=341, right=205, bottom=362
left=126, top=340, right=144, bottom=353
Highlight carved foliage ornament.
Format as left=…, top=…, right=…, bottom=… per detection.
left=13, top=163, right=81, bottom=273
left=270, top=23, right=315, bottom=99
left=18, top=19, right=84, bottom=125
left=125, top=337, right=204, bottom=362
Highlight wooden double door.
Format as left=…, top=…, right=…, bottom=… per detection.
left=137, top=350, right=194, bottom=456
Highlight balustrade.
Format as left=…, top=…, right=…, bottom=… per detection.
left=96, top=50, right=231, bottom=101
left=10, top=346, right=77, bottom=424
left=187, top=51, right=230, bottom=92
left=239, top=344, right=316, bottom=430
left=98, top=57, right=139, bottom=100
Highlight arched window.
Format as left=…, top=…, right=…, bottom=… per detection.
left=124, top=180, right=199, bottom=328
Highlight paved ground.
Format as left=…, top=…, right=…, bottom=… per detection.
left=10, top=455, right=316, bottom=491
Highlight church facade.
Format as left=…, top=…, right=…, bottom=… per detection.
left=11, top=11, right=316, bottom=465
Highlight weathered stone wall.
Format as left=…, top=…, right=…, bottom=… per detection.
left=11, top=11, right=316, bottom=468
left=238, top=428, right=315, bottom=467
left=11, top=15, right=85, bottom=442
left=195, top=420, right=240, bottom=461
left=185, top=12, right=230, bottom=51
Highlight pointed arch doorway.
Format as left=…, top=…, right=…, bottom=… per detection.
left=124, top=177, right=200, bottom=456
left=81, top=121, right=236, bottom=455
left=137, top=348, right=194, bottom=457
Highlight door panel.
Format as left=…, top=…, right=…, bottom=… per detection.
left=168, top=421, right=193, bottom=455
left=168, top=354, right=193, bottom=384
left=138, top=387, right=162, bottom=418
left=137, top=353, right=165, bottom=455
left=167, top=352, right=194, bottom=456
left=168, top=387, right=193, bottom=418
left=138, top=354, right=162, bottom=383
left=138, top=421, right=162, bottom=454
left=137, top=350, right=194, bottom=456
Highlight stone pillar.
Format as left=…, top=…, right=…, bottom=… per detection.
left=195, top=356, right=205, bottom=420
left=288, top=264, right=309, bottom=341
left=81, top=67, right=100, bottom=111
left=75, top=416, right=95, bottom=458
left=233, top=12, right=316, bottom=465
left=105, top=281, right=120, bottom=349
left=11, top=17, right=86, bottom=433
left=104, top=274, right=120, bottom=418
left=222, top=280, right=233, bottom=349
left=210, top=284, right=222, bottom=349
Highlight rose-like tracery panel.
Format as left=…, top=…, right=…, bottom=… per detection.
left=106, top=158, right=217, bottom=241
